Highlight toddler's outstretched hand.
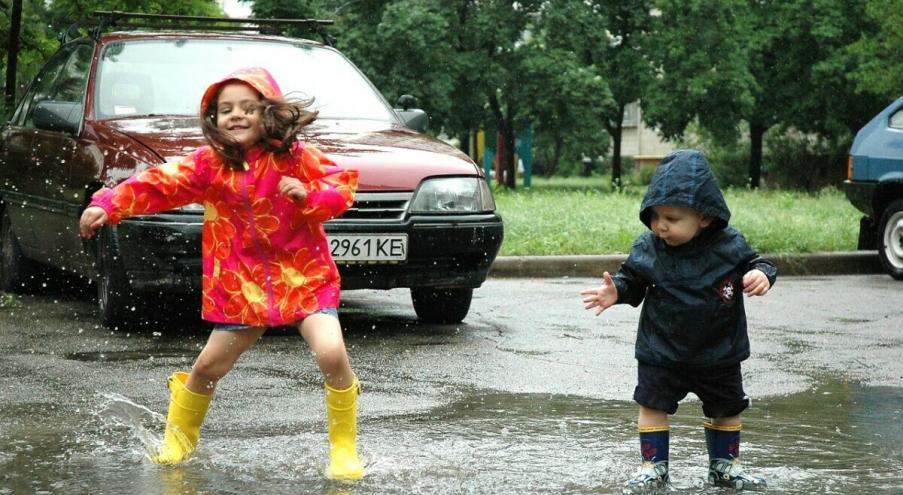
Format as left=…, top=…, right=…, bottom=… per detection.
left=743, top=269, right=771, bottom=296
left=79, top=206, right=108, bottom=239
left=278, top=176, right=308, bottom=204
left=580, top=271, right=618, bottom=316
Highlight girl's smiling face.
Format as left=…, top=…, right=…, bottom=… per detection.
left=216, top=82, right=263, bottom=149
left=649, top=204, right=712, bottom=246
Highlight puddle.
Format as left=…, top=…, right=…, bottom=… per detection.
left=0, top=378, right=899, bottom=494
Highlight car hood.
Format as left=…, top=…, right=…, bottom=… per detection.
left=102, top=117, right=481, bottom=190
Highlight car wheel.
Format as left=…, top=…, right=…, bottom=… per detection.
left=97, top=227, right=133, bottom=328
left=0, top=211, right=36, bottom=293
left=877, top=199, right=903, bottom=280
left=411, top=287, right=473, bottom=324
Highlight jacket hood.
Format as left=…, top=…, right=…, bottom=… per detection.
left=639, top=149, right=730, bottom=230
left=199, top=67, right=283, bottom=115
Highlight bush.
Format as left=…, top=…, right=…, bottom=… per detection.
left=673, top=122, right=752, bottom=187
left=763, top=129, right=850, bottom=190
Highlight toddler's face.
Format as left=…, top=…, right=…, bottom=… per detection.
left=649, top=205, right=712, bottom=246
left=216, top=82, right=263, bottom=150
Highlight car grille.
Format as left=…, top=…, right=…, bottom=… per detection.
left=331, top=192, right=412, bottom=222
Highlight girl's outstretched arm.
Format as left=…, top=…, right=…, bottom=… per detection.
left=87, top=154, right=208, bottom=226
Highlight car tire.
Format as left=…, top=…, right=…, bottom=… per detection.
left=877, top=199, right=903, bottom=280
left=411, top=287, right=473, bottom=324
left=97, top=227, right=134, bottom=328
left=0, top=210, right=37, bottom=293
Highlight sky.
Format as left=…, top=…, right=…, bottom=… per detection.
left=219, top=0, right=252, bottom=18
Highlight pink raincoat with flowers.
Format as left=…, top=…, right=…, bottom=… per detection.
left=89, top=67, right=358, bottom=327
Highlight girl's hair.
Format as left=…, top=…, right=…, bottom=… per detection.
left=201, top=87, right=318, bottom=170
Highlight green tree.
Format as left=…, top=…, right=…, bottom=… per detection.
left=3, top=1, right=226, bottom=117
left=1, top=0, right=55, bottom=115
left=365, top=1, right=457, bottom=132
left=273, top=0, right=546, bottom=189
left=514, top=43, right=611, bottom=177
left=646, top=0, right=883, bottom=188
left=847, top=0, right=903, bottom=100
left=541, top=0, right=653, bottom=188
left=46, top=0, right=222, bottom=33
left=446, top=0, right=545, bottom=188
left=757, top=0, right=886, bottom=195
left=3, top=0, right=22, bottom=111
left=643, top=0, right=755, bottom=175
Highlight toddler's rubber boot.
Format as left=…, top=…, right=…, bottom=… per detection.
left=325, top=376, right=364, bottom=480
left=624, top=425, right=670, bottom=493
left=624, top=460, right=670, bottom=494
left=152, top=371, right=213, bottom=465
left=705, top=422, right=766, bottom=491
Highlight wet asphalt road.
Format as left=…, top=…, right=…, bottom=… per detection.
left=0, top=274, right=901, bottom=494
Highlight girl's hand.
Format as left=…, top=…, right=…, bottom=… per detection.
left=743, top=269, right=771, bottom=296
left=278, top=176, right=308, bottom=205
left=580, top=271, right=618, bottom=316
left=79, top=207, right=108, bottom=239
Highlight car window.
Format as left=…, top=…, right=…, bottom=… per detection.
left=53, top=44, right=93, bottom=102
left=19, top=43, right=93, bottom=128
left=890, top=108, right=903, bottom=130
left=18, top=46, right=74, bottom=127
left=96, top=39, right=395, bottom=121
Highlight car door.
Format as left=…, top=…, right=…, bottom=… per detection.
left=0, top=43, right=92, bottom=268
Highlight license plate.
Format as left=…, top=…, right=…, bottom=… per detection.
left=328, top=234, right=408, bottom=262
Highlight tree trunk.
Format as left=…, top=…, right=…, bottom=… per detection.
left=749, top=122, right=766, bottom=188
left=606, top=104, right=626, bottom=191
left=501, top=118, right=516, bottom=189
left=488, top=93, right=516, bottom=189
left=550, top=135, right=563, bottom=176
left=4, top=0, right=23, bottom=112
left=460, top=130, right=471, bottom=157
left=605, top=104, right=627, bottom=191
left=610, top=125, right=623, bottom=189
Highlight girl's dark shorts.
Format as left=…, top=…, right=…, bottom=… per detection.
left=633, top=362, right=749, bottom=418
left=212, top=307, right=339, bottom=332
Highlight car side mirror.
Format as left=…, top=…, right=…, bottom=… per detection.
left=394, top=95, right=428, bottom=133
left=396, top=94, right=418, bottom=110
left=32, top=101, right=82, bottom=135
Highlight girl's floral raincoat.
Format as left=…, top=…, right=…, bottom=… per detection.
left=89, top=67, right=358, bottom=327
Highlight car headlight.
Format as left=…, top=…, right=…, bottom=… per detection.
left=409, top=177, right=496, bottom=213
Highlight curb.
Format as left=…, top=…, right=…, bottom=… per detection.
left=488, top=251, right=884, bottom=278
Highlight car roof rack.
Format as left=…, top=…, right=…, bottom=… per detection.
left=70, top=11, right=337, bottom=47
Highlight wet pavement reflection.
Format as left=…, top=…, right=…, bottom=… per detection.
left=1, top=377, right=900, bottom=494
left=1, top=275, right=901, bottom=494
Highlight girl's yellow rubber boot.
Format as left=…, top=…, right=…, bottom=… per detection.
left=325, top=377, right=364, bottom=480
left=152, top=371, right=213, bottom=465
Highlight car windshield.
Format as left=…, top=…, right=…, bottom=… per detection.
left=95, top=38, right=395, bottom=121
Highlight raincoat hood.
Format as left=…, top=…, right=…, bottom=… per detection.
left=639, top=150, right=730, bottom=231
left=199, top=67, right=283, bottom=115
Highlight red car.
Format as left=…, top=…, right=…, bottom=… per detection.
left=0, top=13, right=503, bottom=325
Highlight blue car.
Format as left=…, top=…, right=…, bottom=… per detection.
left=844, top=95, right=903, bottom=279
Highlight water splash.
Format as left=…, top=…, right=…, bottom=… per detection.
left=94, top=392, right=163, bottom=460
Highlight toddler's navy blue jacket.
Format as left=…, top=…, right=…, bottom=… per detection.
left=612, top=150, right=777, bottom=369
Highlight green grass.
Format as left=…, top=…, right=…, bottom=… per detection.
left=0, top=291, right=20, bottom=309
left=493, top=177, right=861, bottom=256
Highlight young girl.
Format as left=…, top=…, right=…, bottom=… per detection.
left=79, top=67, right=364, bottom=480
